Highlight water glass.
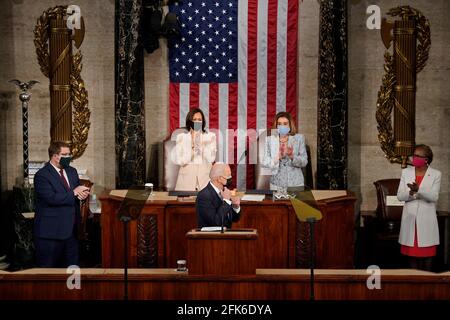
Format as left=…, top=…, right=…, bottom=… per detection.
left=145, top=183, right=154, bottom=196
left=177, top=259, right=187, bottom=272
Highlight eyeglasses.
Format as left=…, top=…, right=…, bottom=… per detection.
left=413, top=154, right=427, bottom=158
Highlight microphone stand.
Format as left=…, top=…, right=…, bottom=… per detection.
left=116, top=186, right=152, bottom=301
left=307, top=217, right=317, bottom=301
left=237, top=150, right=248, bottom=165
left=120, top=214, right=131, bottom=301
left=221, top=191, right=226, bottom=233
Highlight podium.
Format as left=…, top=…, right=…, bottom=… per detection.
left=186, top=229, right=258, bottom=276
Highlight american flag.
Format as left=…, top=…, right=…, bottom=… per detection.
left=169, top=0, right=299, bottom=189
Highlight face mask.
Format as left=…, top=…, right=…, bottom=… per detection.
left=412, top=156, right=427, bottom=168
left=223, top=176, right=232, bottom=189
left=277, top=125, right=290, bottom=136
left=59, top=156, right=72, bottom=169
left=193, top=121, right=202, bottom=132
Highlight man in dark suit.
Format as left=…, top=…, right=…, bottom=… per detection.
left=196, top=163, right=241, bottom=228
left=33, top=141, right=90, bottom=267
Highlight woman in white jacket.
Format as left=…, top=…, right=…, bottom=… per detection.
left=174, top=108, right=216, bottom=191
left=261, top=112, right=308, bottom=190
left=397, top=144, right=441, bottom=271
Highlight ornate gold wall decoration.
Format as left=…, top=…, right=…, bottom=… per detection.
left=34, top=5, right=90, bottom=159
left=376, top=6, right=430, bottom=167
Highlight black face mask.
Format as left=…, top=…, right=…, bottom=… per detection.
left=59, top=156, right=72, bottom=169
left=224, top=176, right=232, bottom=189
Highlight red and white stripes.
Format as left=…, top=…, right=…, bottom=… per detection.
left=169, top=0, right=299, bottom=189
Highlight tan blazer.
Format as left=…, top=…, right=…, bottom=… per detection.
left=174, top=131, right=216, bottom=191
left=397, top=166, right=441, bottom=247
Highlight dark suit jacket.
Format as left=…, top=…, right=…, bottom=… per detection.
left=196, top=182, right=241, bottom=228
left=33, top=162, right=81, bottom=240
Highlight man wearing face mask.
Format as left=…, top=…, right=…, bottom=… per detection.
left=397, top=144, right=442, bottom=271
left=174, top=108, right=217, bottom=191
left=33, top=141, right=90, bottom=267
left=196, top=163, right=242, bottom=228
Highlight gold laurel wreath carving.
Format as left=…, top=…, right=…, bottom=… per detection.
left=34, top=5, right=90, bottom=160
left=376, top=6, right=430, bottom=164
left=70, top=51, right=90, bottom=158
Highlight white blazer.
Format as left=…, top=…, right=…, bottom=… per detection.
left=397, top=166, right=441, bottom=247
left=174, top=131, right=216, bottom=191
left=260, top=134, right=308, bottom=187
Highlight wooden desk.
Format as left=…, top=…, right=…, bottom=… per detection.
left=1, top=268, right=449, bottom=300
left=100, top=192, right=356, bottom=269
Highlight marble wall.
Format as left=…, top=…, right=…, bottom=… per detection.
left=0, top=0, right=116, bottom=195
left=348, top=0, right=450, bottom=211
left=0, top=0, right=448, bottom=212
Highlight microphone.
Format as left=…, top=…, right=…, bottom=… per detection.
left=221, top=207, right=225, bottom=233
left=237, top=149, right=248, bottom=165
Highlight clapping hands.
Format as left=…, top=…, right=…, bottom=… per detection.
left=285, top=146, right=294, bottom=159
left=221, top=187, right=240, bottom=209
left=231, top=195, right=240, bottom=209
left=279, top=144, right=294, bottom=160
left=74, top=185, right=90, bottom=200
left=221, top=187, right=232, bottom=200
left=407, top=181, right=419, bottom=196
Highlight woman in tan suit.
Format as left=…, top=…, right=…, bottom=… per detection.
left=174, top=108, right=216, bottom=191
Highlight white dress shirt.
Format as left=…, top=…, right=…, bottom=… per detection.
left=50, top=162, right=70, bottom=188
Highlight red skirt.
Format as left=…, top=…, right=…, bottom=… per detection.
left=400, top=224, right=436, bottom=257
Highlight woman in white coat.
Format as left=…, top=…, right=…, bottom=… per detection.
left=397, top=144, right=441, bottom=271
left=174, top=108, right=216, bottom=191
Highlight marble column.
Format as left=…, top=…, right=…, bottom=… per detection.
left=115, top=0, right=146, bottom=188
left=316, top=0, right=348, bottom=190
left=0, top=161, right=5, bottom=258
